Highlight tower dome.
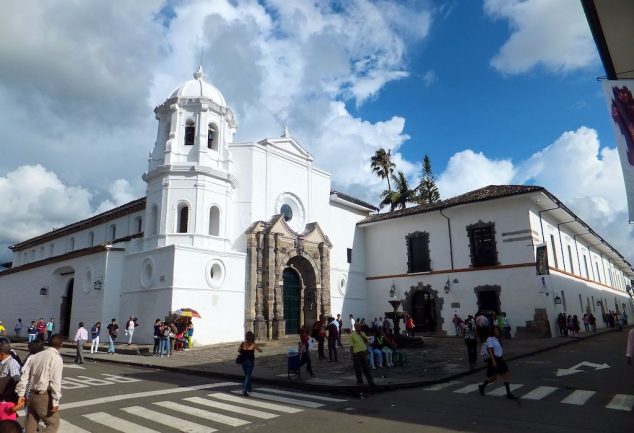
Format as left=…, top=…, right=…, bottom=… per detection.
left=169, top=66, right=226, bottom=106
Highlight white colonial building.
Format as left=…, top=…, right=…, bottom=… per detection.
left=0, top=70, right=632, bottom=343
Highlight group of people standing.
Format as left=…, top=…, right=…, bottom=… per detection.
left=152, top=319, right=194, bottom=357
left=0, top=335, right=64, bottom=432
left=7, top=318, right=57, bottom=343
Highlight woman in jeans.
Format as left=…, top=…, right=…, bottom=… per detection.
left=237, top=331, right=262, bottom=396
left=90, top=322, right=101, bottom=354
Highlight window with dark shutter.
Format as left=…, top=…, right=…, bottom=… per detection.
left=406, top=232, right=431, bottom=273
left=466, top=221, right=498, bottom=267
left=347, top=248, right=352, bottom=264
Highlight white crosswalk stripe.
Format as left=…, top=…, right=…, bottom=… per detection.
left=84, top=411, right=160, bottom=433
left=520, top=386, right=558, bottom=400
left=256, top=387, right=348, bottom=402
left=230, top=390, right=324, bottom=408
left=54, top=387, right=349, bottom=432
left=207, top=392, right=303, bottom=413
left=184, top=396, right=279, bottom=419
left=154, top=401, right=250, bottom=427
left=122, top=406, right=217, bottom=433
left=561, top=390, right=595, bottom=405
left=425, top=381, right=633, bottom=411
left=59, top=420, right=92, bottom=433
left=453, top=383, right=481, bottom=394
left=486, top=384, right=523, bottom=397
left=424, top=380, right=463, bottom=391
left=605, top=394, right=634, bottom=411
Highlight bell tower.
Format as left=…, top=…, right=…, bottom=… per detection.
left=142, top=67, right=238, bottom=249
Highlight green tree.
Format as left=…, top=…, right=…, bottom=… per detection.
left=416, top=154, right=440, bottom=205
left=380, top=171, right=416, bottom=211
left=370, top=148, right=395, bottom=193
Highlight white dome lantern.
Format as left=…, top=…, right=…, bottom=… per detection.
left=169, top=66, right=226, bottom=106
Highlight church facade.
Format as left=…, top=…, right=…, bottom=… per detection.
left=1, top=70, right=632, bottom=344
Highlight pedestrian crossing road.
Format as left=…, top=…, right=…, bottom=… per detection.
left=423, top=380, right=634, bottom=411
left=35, top=383, right=348, bottom=433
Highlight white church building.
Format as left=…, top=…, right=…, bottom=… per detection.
left=1, top=69, right=632, bottom=344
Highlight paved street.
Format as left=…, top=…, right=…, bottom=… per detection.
left=9, top=330, right=632, bottom=432
left=10, top=359, right=349, bottom=433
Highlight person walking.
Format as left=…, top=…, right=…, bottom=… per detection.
left=13, top=319, right=21, bottom=338
left=350, top=322, right=375, bottom=396
left=237, top=331, right=261, bottom=396
left=125, top=316, right=136, bottom=345
left=73, top=322, right=87, bottom=364
left=327, top=317, right=338, bottom=362
left=464, top=315, right=477, bottom=369
left=312, top=316, right=326, bottom=360
left=335, top=314, right=344, bottom=348
left=35, top=319, right=46, bottom=342
left=13, top=334, right=64, bottom=433
left=478, top=327, right=518, bottom=400
left=298, top=326, right=315, bottom=377
left=90, top=322, right=101, bottom=354
left=106, top=319, right=118, bottom=354
left=27, top=322, right=37, bottom=343
left=405, top=314, right=415, bottom=337
left=45, top=318, right=55, bottom=342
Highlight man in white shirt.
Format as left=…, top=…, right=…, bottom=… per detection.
left=349, top=314, right=355, bottom=331
left=14, top=334, right=63, bottom=433
left=74, top=322, right=88, bottom=364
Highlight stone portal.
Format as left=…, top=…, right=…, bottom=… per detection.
left=245, top=215, right=332, bottom=340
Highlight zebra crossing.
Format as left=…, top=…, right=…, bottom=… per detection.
left=53, top=387, right=347, bottom=433
left=424, top=381, right=634, bottom=411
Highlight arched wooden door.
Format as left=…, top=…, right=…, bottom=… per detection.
left=283, top=268, right=301, bottom=334
left=59, top=278, right=74, bottom=337
left=412, top=290, right=437, bottom=332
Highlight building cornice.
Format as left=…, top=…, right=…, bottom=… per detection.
left=10, top=198, right=146, bottom=252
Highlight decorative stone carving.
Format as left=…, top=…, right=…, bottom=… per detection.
left=245, top=214, right=332, bottom=340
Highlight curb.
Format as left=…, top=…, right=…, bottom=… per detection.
left=17, top=327, right=626, bottom=397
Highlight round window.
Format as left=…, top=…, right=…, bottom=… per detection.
left=141, top=259, right=154, bottom=288
left=205, top=260, right=225, bottom=288
left=280, top=204, right=293, bottom=222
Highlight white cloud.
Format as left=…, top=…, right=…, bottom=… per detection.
left=484, top=0, right=598, bottom=74
left=423, top=70, right=437, bottom=87
left=437, top=150, right=515, bottom=198
left=0, top=165, right=144, bottom=262
left=0, top=165, right=93, bottom=244
left=436, top=127, right=634, bottom=261
left=0, top=0, right=434, bottom=258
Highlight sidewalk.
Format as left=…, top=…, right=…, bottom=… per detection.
left=10, top=328, right=619, bottom=395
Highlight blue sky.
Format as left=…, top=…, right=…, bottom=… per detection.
left=0, top=0, right=630, bottom=262
left=353, top=0, right=610, bottom=173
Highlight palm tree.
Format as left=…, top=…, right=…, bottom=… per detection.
left=416, top=154, right=440, bottom=205
left=370, top=148, right=396, bottom=192
left=379, top=171, right=415, bottom=211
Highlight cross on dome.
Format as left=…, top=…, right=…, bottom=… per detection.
left=193, top=65, right=206, bottom=80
